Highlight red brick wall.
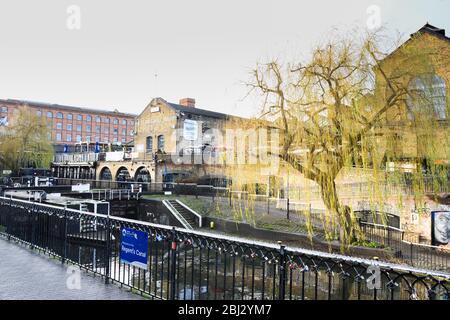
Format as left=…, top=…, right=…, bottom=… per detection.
left=0, top=102, right=136, bottom=145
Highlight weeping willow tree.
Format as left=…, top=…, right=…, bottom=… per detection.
left=228, top=29, right=448, bottom=249
left=0, top=106, right=53, bottom=174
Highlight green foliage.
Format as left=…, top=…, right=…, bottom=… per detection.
left=0, top=106, right=53, bottom=173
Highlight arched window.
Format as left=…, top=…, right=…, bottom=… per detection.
left=56, top=112, right=63, bottom=119
left=407, top=74, right=447, bottom=120
left=146, top=136, right=153, bottom=152
left=157, top=135, right=165, bottom=152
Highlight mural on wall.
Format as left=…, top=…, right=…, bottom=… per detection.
left=431, top=211, right=450, bottom=246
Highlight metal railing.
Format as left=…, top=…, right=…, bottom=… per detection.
left=360, top=222, right=450, bottom=272
left=54, top=152, right=99, bottom=163
left=0, top=197, right=448, bottom=300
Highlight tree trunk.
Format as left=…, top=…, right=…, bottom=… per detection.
left=318, top=175, right=355, bottom=249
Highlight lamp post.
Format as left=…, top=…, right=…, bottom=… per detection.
left=287, top=170, right=290, bottom=220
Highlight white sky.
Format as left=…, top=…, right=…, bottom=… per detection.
left=0, top=0, right=449, bottom=118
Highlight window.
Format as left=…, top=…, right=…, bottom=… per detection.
left=76, top=135, right=82, bottom=142
left=95, top=136, right=100, bottom=143
left=407, top=74, right=447, bottom=120
left=56, top=133, right=62, bottom=141
left=56, top=123, right=62, bottom=130
left=122, top=119, right=127, bottom=125
left=113, top=128, right=118, bottom=135
left=104, top=128, right=109, bottom=134
left=96, top=116, right=101, bottom=123
left=67, top=124, right=72, bottom=131
left=1, top=106, right=7, bottom=113
left=86, top=125, right=91, bottom=132
left=96, top=126, right=101, bottom=133
left=86, top=136, right=91, bottom=143
left=56, top=112, right=63, bottom=119
left=86, top=115, right=92, bottom=122
left=146, top=136, right=153, bottom=152
left=113, top=137, right=118, bottom=142
left=104, top=137, right=109, bottom=143
left=129, top=130, right=134, bottom=136
left=157, top=135, right=164, bottom=152
left=77, top=114, right=83, bottom=121
left=113, top=118, right=119, bottom=125
left=121, top=137, right=126, bottom=143
left=77, top=124, right=82, bottom=132
left=103, top=117, right=110, bottom=124
left=36, top=110, right=42, bottom=117
left=67, top=113, right=73, bottom=120
left=47, top=111, right=53, bottom=118
left=122, top=128, right=126, bottom=135
left=66, top=134, right=72, bottom=142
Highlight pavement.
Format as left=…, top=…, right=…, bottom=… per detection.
left=0, top=238, right=143, bottom=300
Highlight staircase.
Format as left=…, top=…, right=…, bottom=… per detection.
left=163, top=199, right=201, bottom=230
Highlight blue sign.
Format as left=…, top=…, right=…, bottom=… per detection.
left=120, top=228, right=149, bottom=269
left=94, top=141, right=100, bottom=153
left=63, top=144, right=69, bottom=153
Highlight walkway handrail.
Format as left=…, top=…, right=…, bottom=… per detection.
left=162, top=199, right=193, bottom=230
left=175, top=199, right=202, bottom=228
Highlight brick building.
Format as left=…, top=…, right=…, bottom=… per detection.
left=0, top=99, right=136, bottom=152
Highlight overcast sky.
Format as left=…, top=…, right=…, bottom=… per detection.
left=0, top=0, right=449, bottom=117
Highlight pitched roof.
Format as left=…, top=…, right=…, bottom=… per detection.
left=167, top=102, right=232, bottom=120
left=380, top=23, right=450, bottom=64
left=0, top=99, right=137, bottom=118
left=411, top=23, right=449, bottom=43
left=143, top=97, right=245, bottom=120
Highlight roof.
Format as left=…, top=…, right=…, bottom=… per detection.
left=411, top=23, right=450, bottom=43
left=0, top=99, right=137, bottom=118
left=382, top=23, right=450, bottom=63
left=143, top=97, right=245, bottom=120
left=167, top=102, right=232, bottom=120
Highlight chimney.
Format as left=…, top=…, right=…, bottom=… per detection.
left=179, top=98, right=195, bottom=108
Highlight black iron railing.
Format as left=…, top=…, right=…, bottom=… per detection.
left=0, top=196, right=449, bottom=300
left=360, top=222, right=450, bottom=272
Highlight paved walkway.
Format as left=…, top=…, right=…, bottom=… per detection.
left=0, top=238, right=143, bottom=300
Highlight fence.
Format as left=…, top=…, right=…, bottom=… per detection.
left=360, top=222, right=450, bottom=272
left=0, top=197, right=448, bottom=300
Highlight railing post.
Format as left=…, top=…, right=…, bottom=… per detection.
left=278, top=241, right=286, bottom=300
left=410, top=242, right=413, bottom=266
left=170, top=227, right=177, bottom=300
left=105, top=214, right=111, bottom=284
left=62, top=207, right=68, bottom=264
left=287, top=198, right=290, bottom=220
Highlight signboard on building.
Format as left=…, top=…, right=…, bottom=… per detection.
left=431, top=211, right=450, bottom=246
left=150, top=106, right=160, bottom=113
left=120, top=227, right=149, bottom=269
left=183, top=119, right=198, bottom=141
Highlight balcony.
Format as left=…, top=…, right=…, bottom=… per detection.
left=53, top=152, right=99, bottom=164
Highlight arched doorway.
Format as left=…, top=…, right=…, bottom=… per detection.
left=135, top=167, right=151, bottom=183
left=135, top=167, right=151, bottom=191
left=99, top=167, right=112, bottom=188
left=99, top=167, right=112, bottom=180
left=116, top=167, right=131, bottom=189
